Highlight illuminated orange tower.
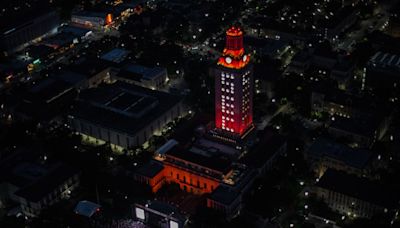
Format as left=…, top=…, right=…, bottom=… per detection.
left=214, top=26, right=253, bottom=139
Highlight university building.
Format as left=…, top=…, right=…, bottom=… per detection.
left=134, top=27, right=286, bottom=218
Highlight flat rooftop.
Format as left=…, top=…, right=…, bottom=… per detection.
left=308, top=138, right=372, bottom=169
left=69, top=58, right=111, bottom=77
left=15, top=163, right=80, bottom=202
left=330, top=115, right=379, bottom=137
left=317, top=169, right=398, bottom=208
left=241, top=129, right=286, bottom=169
left=369, top=52, right=400, bottom=71
left=118, top=64, right=166, bottom=81
left=135, top=161, right=164, bottom=178
left=0, top=5, right=55, bottom=34
left=166, top=145, right=232, bottom=174
left=209, top=185, right=240, bottom=205
left=70, top=82, right=182, bottom=136
left=100, top=48, right=130, bottom=64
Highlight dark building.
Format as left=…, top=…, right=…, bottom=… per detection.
left=365, top=51, right=400, bottom=93
left=0, top=149, right=80, bottom=217
left=68, top=82, right=184, bottom=151
left=16, top=78, right=78, bottom=121
left=0, top=8, right=59, bottom=54
left=315, top=169, right=399, bottom=218
left=306, top=138, right=373, bottom=177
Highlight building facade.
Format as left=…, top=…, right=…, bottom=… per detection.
left=0, top=9, right=59, bottom=54
left=214, top=26, right=254, bottom=139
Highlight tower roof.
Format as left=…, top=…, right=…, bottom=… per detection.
left=217, top=26, right=250, bottom=69
left=226, top=26, right=243, bottom=37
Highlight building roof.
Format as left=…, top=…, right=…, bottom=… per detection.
left=69, top=58, right=111, bottom=77
left=72, top=11, right=109, bottom=18
left=330, top=115, right=379, bottom=137
left=0, top=5, right=55, bottom=34
left=156, top=139, right=179, bottom=156
left=209, top=185, right=240, bottom=205
left=74, top=200, right=101, bottom=218
left=15, top=163, right=80, bottom=202
left=117, top=64, right=166, bottom=82
left=241, top=129, right=286, bottom=168
left=60, top=25, right=92, bottom=37
left=166, top=145, right=232, bottom=174
left=136, top=161, right=164, bottom=178
left=100, top=48, right=131, bottom=64
left=316, top=169, right=399, bottom=208
left=55, top=71, right=87, bottom=86
left=308, top=138, right=372, bottom=169
left=369, top=52, right=400, bottom=71
left=70, top=82, right=182, bottom=136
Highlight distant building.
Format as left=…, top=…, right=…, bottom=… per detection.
left=365, top=51, right=400, bottom=93
left=0, top=9, right=59, bottom=54
left=328, top=115, right=387, bottom=148
left=15, top=78, right=78, bottom=121
left=330, top=61, right=355, bottom=91
left=310, top=88, right=384, bottom=120
left=114, top=63, right=168, bottom=90
left=314, top=169, right=399, bottom=218
left=100, top=48, right=131, bottom=64
left=71, top=11, right=113, bottom=30
left=286, top=51, right=311, bottom=74
left=245, top=36, right=290, bottom=59
left=0, top=155, right=80, bottom=217
left=240, top=129, right=287, bottom=175
left=68, top=82, right=184, bottom=151
left=388, top=12, right=400, bottom=38
left=320, top=6, right=358, bottom=41
left=68, top=58, right=117, bottom=89
left=306, top=138, right=373, bottom=177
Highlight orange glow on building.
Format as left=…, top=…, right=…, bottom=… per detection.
left=163, top=165, right=220, bottom=194
left=217, top=26, right=250, bottom=70
left=214, top=26, right=254, bottom=137
left=135, top=147, right=228, bottom=195
left=226, top=26, right=243, bottom=37
left=105, top=13, right=113, bottom=25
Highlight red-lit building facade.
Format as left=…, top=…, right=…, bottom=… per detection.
left=134, top=27, right=259, bottom=218
left=134, top=146, right=230, bottom=195
left=214, top=26, right=254, bottom=139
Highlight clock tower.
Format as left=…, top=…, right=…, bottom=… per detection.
left=213, top=26, right=254, bottom=141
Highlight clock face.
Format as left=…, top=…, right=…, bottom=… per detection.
left=243, top=55, right=247, bottom=62
left=225, top=56, right=232, bottom=64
